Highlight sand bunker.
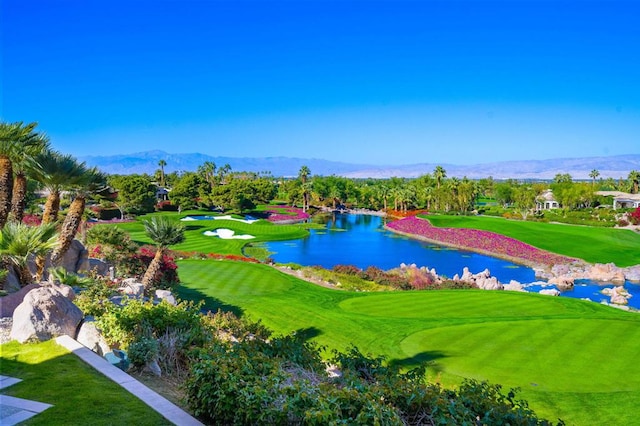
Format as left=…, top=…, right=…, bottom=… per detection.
left=203, top=228, right=255, bottom=239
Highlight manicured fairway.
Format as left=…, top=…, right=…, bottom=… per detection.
left=177, top=259, right=640, bottom=425
left=100, top=211, right=311, bottom=255
left=424, top=214, right=640, bottom=267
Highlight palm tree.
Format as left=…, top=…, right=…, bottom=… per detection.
left=10, top=133, right=50, bottom=224
left=141, top=217, right=185, bottom=287
left=629, top=170, right=640, bottom=194
left=298, top=165, right=311, bottom=212
left=197, top=161, right=217, bottom=187
left=0, top=121, right=46, bottom=228
left=158, top=159, right=167, bottom=187
left=34, top=151, right=89, bottom=224
left=589, top=169, right=600, bottom=187
left=434, top=166, right=447, bottom=189
left=0, top=222, right=58, bottom=287
left=50, top=167, right=108, bottom=266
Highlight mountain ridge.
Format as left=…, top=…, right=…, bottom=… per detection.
left=79, top=151, right=640, bottom=180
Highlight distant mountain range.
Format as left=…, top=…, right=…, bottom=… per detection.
left=80, top=150, right=640, bottom=180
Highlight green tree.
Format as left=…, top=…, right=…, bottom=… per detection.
left=589, top=169, right=600, bottom=187
left=0, top=222, right=58, bottom=287
left=158, top=159, right=167, bottom=187
left=629, top=170, right=640, bottom=194
left=434, top=165, right=447, bottom=189
left=108, top=174, right=157, bottom=214
left=298, top=165, right=311, bottom=212
left=169, top=172, right=210, bottom=210
left=197, top=161, right=217, bottom=187
left=141, top=217, right=185, bottom=288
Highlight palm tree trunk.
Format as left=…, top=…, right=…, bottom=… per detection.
left=142, top=248, right=165, bottom=287
left=35, top=255, right=47, bottom=282
left=42, top=191, right=61, bottom=224
left=0, top=155, right=13, bottom=228
left=17, top=264, right=33, bottom=287
left=10, top=173, right=27, bottom=223
left=51, top=195, right=85, bottom=265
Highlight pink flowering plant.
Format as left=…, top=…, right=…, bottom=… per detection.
left=386, top=216, right=574, bottom=267
left=266, top=207, right=310, bottom=223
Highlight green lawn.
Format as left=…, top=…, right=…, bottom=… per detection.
left=0, top=340, right=171, bottom=425
left=424, top=214, right=640, bottom=267
left=176, top=259, right=640, bottom=425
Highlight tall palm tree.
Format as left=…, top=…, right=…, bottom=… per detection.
left=434, top=165, right=447, bottom=190
left=9, top=133, right=50, bottom=224
left=158, top=159, right=167, bottom=187
left=34, top=151, right=88, bottom=224
left=50, top=167, right=108, bottom=266
left=197, top=161, right=217, bottom=187
left=0, top=121, right=46, bottom=228
left=0, top=222, right=58, bottom=287
left=141, top=217, right=185, bottom=287
left=629, top=170, right=640, bottom=194
left=589, top=169, right=600, bottom=187
left=298, top=165, right=311, bottom=212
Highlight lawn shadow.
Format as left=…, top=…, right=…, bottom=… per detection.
left=292, top=326, right=322, bottom=340
left=390, top=350, right=448, bottom=373
left=184, top=225, right=206, bottom=231
left=176, top=286, right=244, bottom=318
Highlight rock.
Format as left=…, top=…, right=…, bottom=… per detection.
left=607, top=286, right=631, bottom=305
left=460, top=267, right=473, bottom=281
left=76, top=320, right=111, bottom=356
left=49, top=283, right=76, bottom=301
left=539, top=289, right=560, bottom=296
left=87, top=258, right=110, bottom=276
left=548, top=276, right=575, bottom=290
left=62, top=239, right=90, bottom=273
left=476, top=276, right=503, bottom=290
left=119, top=279, right=145, bottom=298
left=504, top=280, right=526, bottom=292
left=623, top=265, right=640, bottom=282
left=3, top=269, right=22, bottom=293
left=0, top=283, right=41, bottom=318
left=10, top=286, right=84, bottom=343
left=589, top=263, right=626, bottom=284
left=145, top=359, right=162, bottom=377
left=155, top=290, right=176, bottom=305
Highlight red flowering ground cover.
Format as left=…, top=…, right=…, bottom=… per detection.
left=266, top=207, right=310, bottom=223
left=386, top=216, right=575, bottom=267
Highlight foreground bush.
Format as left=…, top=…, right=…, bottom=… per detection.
left=186, top=338, right=562, bottom=425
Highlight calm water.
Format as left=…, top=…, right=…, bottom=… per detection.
left=262, top=213, right=640, bottom=309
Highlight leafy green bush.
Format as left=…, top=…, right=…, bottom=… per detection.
left=128, top=335, right=159, bottom=368
left=73, top=276, right=118, bottom=317
left=186, top=338, right=560, bottom=425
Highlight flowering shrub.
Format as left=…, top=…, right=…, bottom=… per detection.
left=119, top=245, right=180, bottom=287
left=630, top=207, right=640, bottom=225
left=387, top=216, right=574, bottom=267
left=156, top=200, right=179, bottom=211
left=21, top=214, right=42, bottom=226
left=175, top=251, right=261, bottom=263
left=266, top=207, right=310, bottom=223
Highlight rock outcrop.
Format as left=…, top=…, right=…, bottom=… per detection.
left=10, top=286, right=83, bottom=343
left=76, top=319, right=111, bottom=356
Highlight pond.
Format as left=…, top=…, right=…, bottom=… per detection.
left=262, top=213, right=640, bottom=309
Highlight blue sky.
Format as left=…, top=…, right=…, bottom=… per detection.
left=2, top=0, right=639, bottom=165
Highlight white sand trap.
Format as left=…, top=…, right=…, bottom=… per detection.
left=203, top=228, right=255, bottom=239
left=181, top=215, right=258, bottom=224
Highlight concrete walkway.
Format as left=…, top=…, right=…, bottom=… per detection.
left=55, top=335, right=203, bottom=426
left=0, top=375, right=53, bottom=426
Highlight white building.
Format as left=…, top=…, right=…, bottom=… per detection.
left=536, top=189, right=559, bottom=210
left=596, top=191, right=640, bottom=210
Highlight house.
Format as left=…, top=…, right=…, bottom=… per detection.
left=536, top=189, right=559, bottom=210
left=596, top=191, right=640, bottom=210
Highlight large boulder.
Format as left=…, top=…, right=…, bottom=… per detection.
left=10, top=286, right=83, bottom=343
left=624, top=265, right=640, bottom=282
left=62, top=239, right=90, bottom=274
left=119, top=278, right=145, bottom=298
left=0, top=283, right=41, bottom=318
left=2, top=268, right=22, bottom=293
left=548, top=276, right=575, bottom=290
left=87, top=258, right=110, bottom=276
left=76, top=319, right=111, bottom=356
left=589, top=263, right=626, bottom=284
left=539, top=289, right=560, bottom=296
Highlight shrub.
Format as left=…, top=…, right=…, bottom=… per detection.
left=119, top=245, right=180, bottom=289
left=630, top=207, right=640, bottom=225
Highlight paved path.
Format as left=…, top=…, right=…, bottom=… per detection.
left=0, top=375, right=53, bottom=426
left=55, top=335, right=203, bottom=426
